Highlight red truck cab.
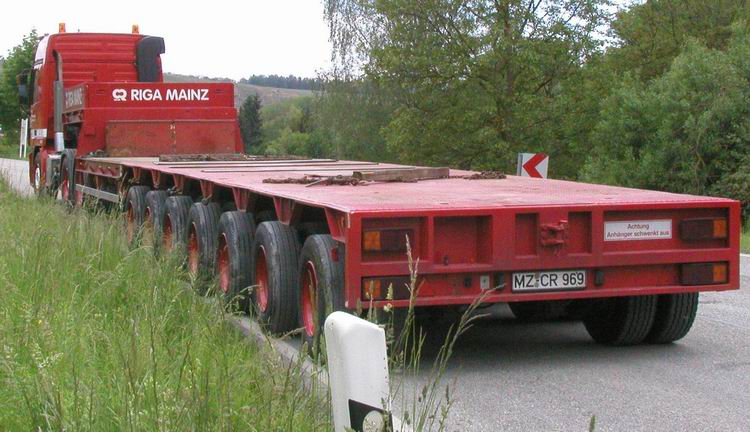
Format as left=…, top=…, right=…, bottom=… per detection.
left=18, top=29, right=241, bottom=194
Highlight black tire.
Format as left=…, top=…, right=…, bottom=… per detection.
left=298, top=234, right=345, bottom=355
left=252, top=221, right=300, bottom=334
left=145, top=190, right=169, bottom=255
left=646, top=293, right=699, bottom=344
left=508, top=300, right=568, bottom=322
left=583, top=295, right=658, bottom=346
left=59, top=150, right=76, bottom=206
left=297, top=221, right=329, bottom=244
left=217, top=211, right=256, bottom=311
left=163, top=195, right=193, bottom=255
left=187, top=202, right=222, bottom=291
left=255, top=210, right=277, bottom=225
left=125, top=185, right=151, bottom=247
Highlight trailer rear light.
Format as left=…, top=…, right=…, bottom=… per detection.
left=680, top=218, right=728, bottom=241
left=362, top=277, right=411, bottom=300
left=681, top=262, right=728, bottom=285
left=363, top=229, right=413, bottom=253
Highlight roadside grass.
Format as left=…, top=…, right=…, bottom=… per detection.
left=0, top=143, right=22, bottom=160
left=742, top=229, right=749, bottom=253
left=0, top=181, right=330, bottom=430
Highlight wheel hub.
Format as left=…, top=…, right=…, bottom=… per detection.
left=255, top=246, right=269, bottom=312
left=188, top=224, right=200, bottom=275
left=218, top=234, right=230, bottom=294
left=301, top=260, right=318, bottom=337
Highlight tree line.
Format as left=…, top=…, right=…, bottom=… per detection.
left=239, top=74, right=321, bottom=90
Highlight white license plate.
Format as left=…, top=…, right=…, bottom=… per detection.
left=512, top=270, right=586, bottom=292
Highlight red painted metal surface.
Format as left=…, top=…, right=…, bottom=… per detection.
left=218, top=234, right=231, bottom=294
left=26, top=31, right=242, bottom=178
left=29, top=33, right=149, bottom=149
left=68, top=82, right=240, bottom=156
left=301, top=260, right=319, bottom=337
left=90, top=156, right=741, bottom=310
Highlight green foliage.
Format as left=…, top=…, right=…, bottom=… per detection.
left=583, top=28, right=750, bottom=216
left=261, top=97, right=327, bottom=157
left=608, top=0, right=750, bottom=81
left=0, top=30, right=39, bottom=143
left=240, top=74, right=320, bottom=90
left=238, top=94, right=263, bottom=152
left=316, top=78, right=397, bottom=162
left=324, top=0, right=611, bottom=174
left=0, top=183, right=329, bottom=430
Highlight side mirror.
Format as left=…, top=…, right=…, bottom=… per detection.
left=16, top=70, right=30, bottom=106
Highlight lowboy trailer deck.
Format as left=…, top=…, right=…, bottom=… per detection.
left=18, top=28, right=741, bottom=348
left=77, top=154, right=740, bottom=346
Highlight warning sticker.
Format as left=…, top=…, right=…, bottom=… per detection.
left=604, top=220, right=672, bottom=242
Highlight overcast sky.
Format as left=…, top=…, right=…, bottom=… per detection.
left=0, top=0, right=332, bottom=80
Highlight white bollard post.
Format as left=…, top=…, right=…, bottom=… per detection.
left=325, top=311, right=391, bottom=432
left=19, top=118, right=29, bottom=158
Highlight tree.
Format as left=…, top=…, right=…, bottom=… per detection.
left=262, top=97, right=329, bottom=157
left=582, top=25, right=750, bottom=220
left=238, top=94, right=263, bottom=152
left=315, top=78, right=397, bottom=162
left=323, top=0, right=611, bottom=175
left=0, top=30, right=40, bottom=143
left=608, top=0, right=750, bottom=81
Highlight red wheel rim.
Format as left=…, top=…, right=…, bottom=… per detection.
left=188, top=223, right=200, bottom=275
left=126, top=203, right=136, bottom=243
left=255, top=246, right=269, bottom=312
left=301, top=260, right=318, bottom=337
left=163, top=215, right=173, bottom=253
left=61, top=168, right=69, bottom=201
left=218, top=234, right=230, bottom=294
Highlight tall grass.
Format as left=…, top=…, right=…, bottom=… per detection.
left=0, top=144, right=22, bottom=160
left=365, top=238, right=486, bottom=432
left=0, top=181, right=330, bottom=430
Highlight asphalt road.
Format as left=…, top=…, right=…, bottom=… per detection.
left=1, top=158, right=747, bottom=431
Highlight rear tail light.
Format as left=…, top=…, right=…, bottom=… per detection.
left=362, top=277, right=411, bottom=300
left=680, top=218, right=728, bottom=241
left=681, top=262, right=728, bottom=285
left=363, top=229, right=413, bottom=253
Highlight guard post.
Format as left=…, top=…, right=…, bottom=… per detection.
left=325, top=311, right=392, bottom=432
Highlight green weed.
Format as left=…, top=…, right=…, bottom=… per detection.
left=0, top=181, right=330, bottom=430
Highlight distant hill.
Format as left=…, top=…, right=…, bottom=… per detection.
left=164, top=73, right=314, bottom=108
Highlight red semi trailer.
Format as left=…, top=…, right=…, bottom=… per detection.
left=16, top=28, right=741, bottom=348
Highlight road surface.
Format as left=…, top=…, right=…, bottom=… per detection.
left=1, top=158, right=747, bottom=431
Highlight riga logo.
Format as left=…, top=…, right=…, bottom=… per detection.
left=112, top=89, right=127, bottom=102
left=111, top=87, right=210, bottom=102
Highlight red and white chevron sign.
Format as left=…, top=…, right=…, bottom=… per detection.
left=517, top=153, right=549, bottom=178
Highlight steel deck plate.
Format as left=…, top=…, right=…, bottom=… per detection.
left=85, top=157, right=734, bottom=213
